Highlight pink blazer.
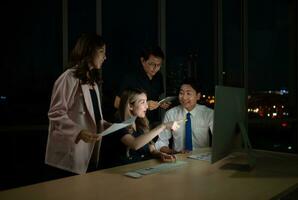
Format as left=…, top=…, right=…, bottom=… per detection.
left=45, top=69, right=103, bottom=174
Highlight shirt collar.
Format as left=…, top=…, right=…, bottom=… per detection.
left=181, top=104, right=198, bottom=117
left=138, top=65, right=161, bottom=81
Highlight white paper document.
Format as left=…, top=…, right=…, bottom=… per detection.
left=158, top=96, right=176, bottom=104
left=99, top=116, right=136, bottom=136
left=188, top=152, right=212, bottom=162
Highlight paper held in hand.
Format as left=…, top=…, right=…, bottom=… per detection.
left=158, top=96, right=176, bottom=105
left=99, top=116, right=136, bottom=136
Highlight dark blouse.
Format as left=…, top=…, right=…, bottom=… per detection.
left=89, top=89, right=101, bottom=129
left=89, top=89, right=101, bottom=170
left=99, top=120, right=152, bottom=169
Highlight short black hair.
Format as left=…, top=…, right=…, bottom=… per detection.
left=180, top=77, right=201, bottom=93
left=140, top=46, right=165, bottom=61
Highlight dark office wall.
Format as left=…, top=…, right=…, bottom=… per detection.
left=0, top=1, right=63, bottom=190
left=1, top=1, right=62, bottom=125
left=68, top=0, right=96, bottom=50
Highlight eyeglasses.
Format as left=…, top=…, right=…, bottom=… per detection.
left=146, top=61, right=161, bottom=70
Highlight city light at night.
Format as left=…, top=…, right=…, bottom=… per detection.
left=200, top=89, right=290, bottom=120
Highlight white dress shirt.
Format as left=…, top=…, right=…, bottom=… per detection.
left=155, top=104, right=214, bottom=152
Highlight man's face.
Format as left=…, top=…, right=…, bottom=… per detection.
left=179, top=84, right=200, bottom=111
left=141, top=54, right=162, bottom=79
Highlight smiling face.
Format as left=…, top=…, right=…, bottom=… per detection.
left=91, top=45, right=106, bottom=69
left=179, top=84, right=200, bottom=111
left=129, top=93, right=148, bottom=118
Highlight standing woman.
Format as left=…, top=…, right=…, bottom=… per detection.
left=45, top=33, right=109, bottom=174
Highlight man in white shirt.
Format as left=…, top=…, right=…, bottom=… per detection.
left=155, top=78, right=214, bottom=153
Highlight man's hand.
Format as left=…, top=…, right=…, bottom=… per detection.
left=147, top=100, right=159, bottom=110
left=101, top=120, right=112, bottom=130
left=177, top=149, right=191, bottom=154
left=159, top=102, right=171, bottom=109
left=160, top=152, right=176, bottom=162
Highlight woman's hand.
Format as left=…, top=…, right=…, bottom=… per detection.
left=75, top=129, right=102, bottom=144
left=101, top=120, right=112, bottom=129
left=160, top=152, right=176, bottom=162
left=163, top=121, right=180, bottom=131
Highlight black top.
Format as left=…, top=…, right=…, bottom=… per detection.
left=99, top=119, right=152, bottom=169
left=89, top=89, right=101, bottom=130
left=89, top=89, right=102, bottom=170
left=117, top=67, right=164, bottom=124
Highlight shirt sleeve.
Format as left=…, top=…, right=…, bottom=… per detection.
left=154, top=111, right=172, bottom=151
left=208, top=109, right=214, bottom=134
left=48, top=71, right=82, bottom=142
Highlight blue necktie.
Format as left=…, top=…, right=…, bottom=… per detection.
left=185, top=112, right=192, bottom=151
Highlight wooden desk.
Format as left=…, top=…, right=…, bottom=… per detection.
left=1, top=149, right=298, bottom=200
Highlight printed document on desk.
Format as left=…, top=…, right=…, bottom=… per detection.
left=100, top=116, right=136, bottom=136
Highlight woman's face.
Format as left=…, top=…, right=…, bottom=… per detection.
left=92, top=45, right=106, bottom=69
left=130, top=93, right=148, bottom=118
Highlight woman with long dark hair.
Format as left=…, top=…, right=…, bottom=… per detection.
left=45, top=33, right=109, bottom=174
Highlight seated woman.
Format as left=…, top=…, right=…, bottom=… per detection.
left=99, top=88, right=179, bottom=169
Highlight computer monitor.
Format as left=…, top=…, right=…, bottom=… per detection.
left=211, top=85, right=254, bottom=167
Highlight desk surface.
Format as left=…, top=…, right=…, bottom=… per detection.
left=1, top=149, right=298, bottom=200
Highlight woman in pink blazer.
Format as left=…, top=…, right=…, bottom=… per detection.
left=45, top=33, right=109, bottom=174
